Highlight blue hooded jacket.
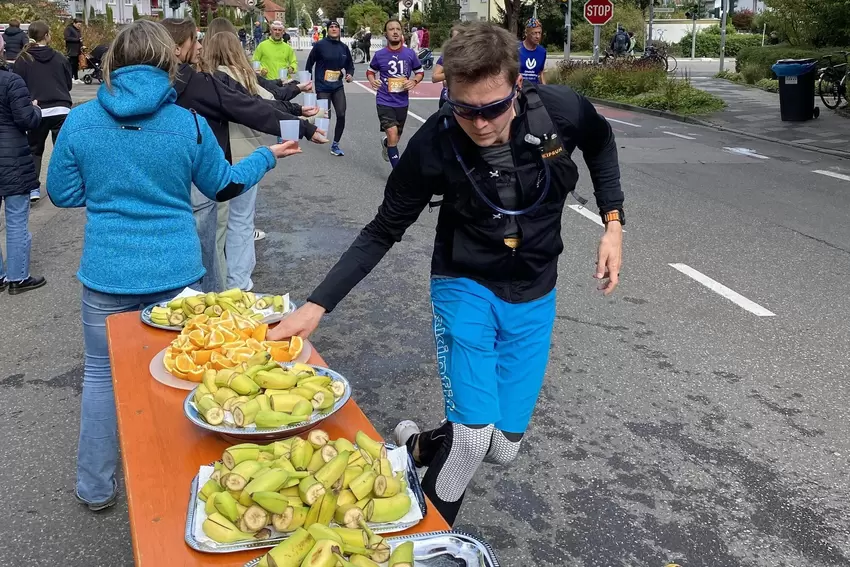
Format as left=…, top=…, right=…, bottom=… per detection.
left=47, top=65, right=277, bottom=295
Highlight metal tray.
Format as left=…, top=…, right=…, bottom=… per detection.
left=184, top=363, right=352, bottom=442
left=242, top=531, right=500, bottom=567
left=140, top=293, right=296, bottom=331
left=185, top=445, right=428, bottom=553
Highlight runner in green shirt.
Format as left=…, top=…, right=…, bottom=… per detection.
left=253, top=20, right=297, bottom=79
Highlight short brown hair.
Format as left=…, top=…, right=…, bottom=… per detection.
left=27, top=21, right=50, bottom=43
left=161, top=18, right=196, bottom=48
left=443, top=22, right=518, bottom=88
left=103, top=20, right=177, bottom=89
left=208, top=17, right=238, bottom=38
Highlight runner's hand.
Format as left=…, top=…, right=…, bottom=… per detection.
left=311, top=130, right=329, bottom=144
left=298, top=81, right=313, bottom=92
left=268, top=141, right=302, bottom=158
left=403, top=79, right=417, bottom=91
left=595, top=222, right=623, bottom=295
left=267, top=302, right=326, bottom=340
left=301, top=105, right=319, bottom=117
left=369, top=78, right=382, bottom=89
left=345, top=74, right=353, bottom=83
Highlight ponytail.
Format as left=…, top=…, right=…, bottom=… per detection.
left=19, top=20, right=51, bottom=62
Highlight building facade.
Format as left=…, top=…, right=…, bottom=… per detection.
left=66, top=0, right=187, bottom=23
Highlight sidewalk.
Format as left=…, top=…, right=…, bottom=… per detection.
left=693, top=78, right=850, bottom=156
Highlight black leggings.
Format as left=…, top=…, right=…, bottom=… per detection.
left=69, top=54, right=79, bottom=79
left=317, top=88, right=346, bottom=143
left=28, top=114, right=67, bottom=185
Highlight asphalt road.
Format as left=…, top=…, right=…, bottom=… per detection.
left=3, top=58, right=850, bottom=567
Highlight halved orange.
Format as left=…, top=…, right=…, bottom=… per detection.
left=289, top=336, right=304, bottom=360
left=187, top=329, right=207, bottom=349
left=193, top=349, right=214, bottom=365
left=185, top=367, right=205, bottom=383
left=175, top=353, right=195, bottom=374
left=252, top=323, right=269, bottom=342
left=206, top=329, right=225, bottom=349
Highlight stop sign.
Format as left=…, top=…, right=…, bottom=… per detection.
left=584, top=0, right=614, bottom=26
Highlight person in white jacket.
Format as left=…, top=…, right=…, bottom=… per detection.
left=409, top=27, right=420, bottom=51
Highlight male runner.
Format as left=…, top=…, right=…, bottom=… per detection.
left=268, top=22, right=624, bottom=524
left=519, top=17, right=547, bottom=84
left=366, top=19, right=423, bottom=169
left=432, top=26, right=461, bottom=109
left=253, top=21, right=297, bottom=79
left=305, top=20, right=354, bottom=156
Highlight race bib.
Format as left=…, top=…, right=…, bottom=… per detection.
left=324, top=70, right=341, bottom=82
left=387, top=77, right=406, bottom=93
left=504, top=237, right=522, bottom=250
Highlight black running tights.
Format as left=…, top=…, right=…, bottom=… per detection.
left=317, top=88, right=346, bottom=143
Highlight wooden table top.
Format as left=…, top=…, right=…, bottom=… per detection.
left=107, top=312, right=449, bottom=566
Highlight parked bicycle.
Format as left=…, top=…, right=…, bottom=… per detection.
left=817, top=51, right=849, bottom=110
left=643, top=44, right=678, bottom=74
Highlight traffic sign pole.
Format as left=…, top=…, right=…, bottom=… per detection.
left=592, top=25, right=601, bottom=63
left=564, top=0, right=572, bottom=62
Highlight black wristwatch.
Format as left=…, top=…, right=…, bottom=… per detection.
left=601, top=209, right=625, bottom=226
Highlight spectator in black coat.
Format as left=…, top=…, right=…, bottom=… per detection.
left=0, top=61, right=46, bottom=294
left=13, top=20, right=73, bottom=204
left=3, top=20, right=29, bottom=62
left=64, top=18, right=83, bottom=82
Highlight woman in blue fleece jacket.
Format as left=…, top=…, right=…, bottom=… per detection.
left=46, top=20, right=300, bottom=511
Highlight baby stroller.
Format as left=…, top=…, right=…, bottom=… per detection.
left=82, top=44, right=108, bottom=84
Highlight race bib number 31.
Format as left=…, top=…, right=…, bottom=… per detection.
left=324, top=70, right=341, bottom=82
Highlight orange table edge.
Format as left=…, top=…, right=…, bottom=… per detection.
left=106, top=312, right=449, bottom=566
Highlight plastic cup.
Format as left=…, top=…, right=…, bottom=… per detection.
left=279, top=68, right=289, bottom=81
left=315, top=118, right=330, bottom=133
left=303, top=93, right=317, bottom=107
left=279, top=120, right=300, bottom=141
left=317, top=99, right=329, bottom=111
left=297, top=71, right=311, bottom=83
left=252, top=61, right=261, bottom=71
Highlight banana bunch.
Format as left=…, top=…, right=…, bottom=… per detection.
left=150, top=288, right=289, bottom=328
left=192, top=358, right=346, bottom=428
left=197, top=430, right=413, bottom=554
left=256, top=527, right=414, bottom=567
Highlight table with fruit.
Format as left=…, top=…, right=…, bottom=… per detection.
left=104, top=289, right=498, bottom=566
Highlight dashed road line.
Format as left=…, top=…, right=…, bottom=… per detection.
left=663, top=131, right=696, bottom=140
left=813, top=169, right=850, bottom=182
left=723, top=147, right=770, bottom=160
left=605, top=117, right=642, bottom=128
left=669, top=263, right=776, bottom=317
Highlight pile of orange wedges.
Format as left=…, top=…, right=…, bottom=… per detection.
left=163, top=310, right=304, bottom=382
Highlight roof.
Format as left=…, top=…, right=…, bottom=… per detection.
left=263, top=0, right=284, bottom=11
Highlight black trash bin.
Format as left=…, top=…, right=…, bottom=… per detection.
left=771, top=59, right=819, bottom=121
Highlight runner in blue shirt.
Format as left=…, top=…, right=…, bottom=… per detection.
left=366, top=19, right=424, bottom=169
left=519, top=17, right=546, bottom=84
left=431, top=26, right=461, bottom=109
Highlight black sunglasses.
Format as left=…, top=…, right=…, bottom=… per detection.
left=447, top=86, right=517, bottom=121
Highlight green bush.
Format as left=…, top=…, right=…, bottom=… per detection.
left=735, top=44, right=844, bottom=77
left=570, top=4, right=645, bottom=52
left=714, top=69, right=743, bottom=82
left=756, top=78, right=780, bottom=92
left=741, top=62, right=767, bottom=84
left=680, top=26, right=763, bottom=57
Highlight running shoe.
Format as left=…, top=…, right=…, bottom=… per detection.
left=253, top=229, right=266, bottom=241
left=394, top=420, right=421, bottom=463
left=30, top=189, right=40, bottom=203
left=381, top=137, right=389, bottom=162
left=330, top=142, right=344, bottom=156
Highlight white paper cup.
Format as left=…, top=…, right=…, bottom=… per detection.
left=252, top=61, right=261, bottom=71
left=297, top=71, right=311, bottom=83
left=303, top=93, right=317, bottom=107
left=315, top=118, right=330, bottom=133
left=279, top=120, right=300, bottom=141
left=317, top=99, right=329, bottom=111
left=279, top=68, right=289, bottom=81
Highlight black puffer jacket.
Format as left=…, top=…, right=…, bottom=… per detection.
left=0, top=67, right=42, bottom=197
left=2, top=26, right=29, bottom=61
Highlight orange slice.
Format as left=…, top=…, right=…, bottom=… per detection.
left=289, top=336, right=304, bottom=360
left=187, top=329, right=207, bottom=349
left=173, top=336, right=195, bottom=353
left=270, top=346, right=293, bottom=363
left=221, top=340, right=244, bottom=350
left=175, top=352, right=195, bottom=374
left=227, top=347, right=254, bottom=363
left=211, top=352, right=236, bottom=370
left=206, top=329, right=225, bottom=349
left=220, top=310, right=233, bottom=322
left=192, top=349, right=214, bottom=365
left=219, top=326, right=240, bottom=342
left=245, top=338, right=265, bottom=352
left=252, top=323, right=269, bottom=342
left=263, top=340, right=290, bottom=349
left=185, top=367, right=205, bottom=383
left=163, top=355, right=176, bottom=373
left=171, top=368, right=189, bottom=380
left=192, top=314, right=210, bottom=326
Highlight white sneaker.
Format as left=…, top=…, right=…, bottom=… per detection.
left=393, top=420, right=421, bottom=449
left=73, top=79, right=84, bottom=85
left=253, top=229, right=266, bottom=241
left=381, top=137, right=389, bottom=162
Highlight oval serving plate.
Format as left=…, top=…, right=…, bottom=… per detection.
left=140, top=294, right=296, bottom=332
left=183, top=362, right=351, bottom=441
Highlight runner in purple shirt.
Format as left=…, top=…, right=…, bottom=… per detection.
left=366, top=18, right=424, bottom=169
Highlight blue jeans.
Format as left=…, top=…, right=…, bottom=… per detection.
left=191, top=185, right=222, bottom=293
left=0, top=194, right=32, bottom=282
left=225, top=185, right=257, bottom=290
left=430, top=277, right=557, bottom=433
left=76, top=285, right=182, bottom=504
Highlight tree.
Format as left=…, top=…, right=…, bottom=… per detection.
left=285, top=0, right=298, bottom=26
left=763, top=0, right=850, bottom=46
left=191, top=0, right=201, bottom=25
left=89, top=5, right=96, bottom=21
left=205, top=6, right=213, bottom=26
left=105, top=4, right=113, bottom=23
left=410, top=8, right=424, bottom=27
left=133, top=4, right=140, bottom=20
left=424, top=0, right=459, bottom=47
left=345, top=0, right=389, bottom=32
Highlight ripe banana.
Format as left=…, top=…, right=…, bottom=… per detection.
left=355, top=431, right=387, bottom=461
left=263, top=527, right=315, bottom=567
left=316, top=489, right=339, bottom=525
left=213, top=490, right=239, bottom=522
left=307, top=523, right=343, bottom=544
left=334, top=503, right=365, bottom=529
left=348, top=470, right=377, bottom=501
left=289, top=438, right=315, bottom=470
left=222, top=444, right=261, bottom=469
left=298, top=475, right=326, bottom=506
left=198, top=479, right=223, bottom=502
left=315, top=450, right=350, bottom=489
left=244, top=468, right=288, bottom=495
left=272, top=504, right=309, bottom=532
left=388, top=541, right=414, bottom=567
left=348, top=555, right=381, bottom=567
left=255, top=410, right=308, bottom=429
left=373, top=474, right=401, bottom=498
left=307, top=429, right=330, bottom=449
left=365, top=492, right=411, bottom=523
left=202, top=513, right=259, bottom=544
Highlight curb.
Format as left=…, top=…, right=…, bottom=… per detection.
left=587, top=97, right=850, bottom=161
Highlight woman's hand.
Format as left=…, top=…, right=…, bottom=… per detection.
left=269, top=141, right=302, bottom=158
left=301, top=106, right=319, bottom=117
left=311, top=130, right=329, bottom=144
left=298, top=80, right=313, bottom=92
left=266, top=302, right=326, bottom=340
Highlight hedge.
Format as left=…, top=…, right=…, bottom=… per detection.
left=735, top=45, right=850, bottom=78
left=678, top=29, right=762, bottom=57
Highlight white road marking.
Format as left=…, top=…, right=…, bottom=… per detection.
left=352, top=81, right=427, bottom=123
left=813, top=169, right=850, bottom=182
left=567, top=205, right=626, bottom=232
left=723, top=147, right=770, bottom=160
left=669, top=263, right=776, bottom=317
left=663, top=131, right=696, bottom=140
left=605, top=117, right=642, bottom=128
